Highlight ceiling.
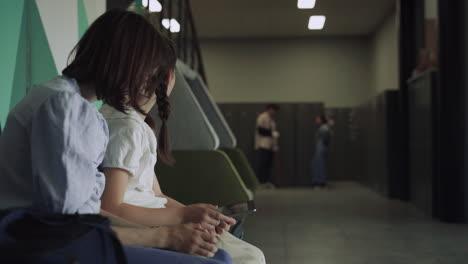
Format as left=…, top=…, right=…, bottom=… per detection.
left=190, top=0, right=396, bottom=39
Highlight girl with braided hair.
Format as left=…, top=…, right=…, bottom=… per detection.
left=99, top=26, right=265, bottom=264
left=100, top=67, right=265, bottom=264
left=98, top=29, right=237, bottom=242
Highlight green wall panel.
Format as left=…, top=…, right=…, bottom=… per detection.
left=93, top=100, right=103, bottom=109
left=78, top=0, right=88, bottom=38
left=29, top=0, right=57, bottom=89
left=0, top=0, right=25, bottom=127
left=1, top=1, right=104, bottom=127
left=10, top=7, right=28, bottom=111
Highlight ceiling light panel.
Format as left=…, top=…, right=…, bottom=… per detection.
left=308, top=15, right=326, bottom=30
left=170, top=19, right=180, bottom=33
left=161, top=18, right=180, bottom=33
left=298, top=0, right=316, bottom=9
left=162, top=18, right=170, bottom=29
left=148, top=0, right=162, bottom=12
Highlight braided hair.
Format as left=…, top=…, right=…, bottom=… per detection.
left=133, top=23, right=176, bottom=166
left=152, top=68, right=175, bottom=165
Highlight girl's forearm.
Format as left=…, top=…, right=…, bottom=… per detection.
left=163, top=195, right=185, bottom=208
left=100, top=209, right=148, bottom=228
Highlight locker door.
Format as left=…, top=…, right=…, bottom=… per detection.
left=271, top=104, right=296, bottom=186
left=325, top=108, right=353, bottom=181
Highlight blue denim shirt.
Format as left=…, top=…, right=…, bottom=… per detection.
left=0, top=76, right=108, bottom=214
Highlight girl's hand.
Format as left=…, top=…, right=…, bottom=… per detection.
left=165, top=223, right=219, bottom=258
left=215, top=220, right=231, bottom=235
left=182, top=204, right=236, bottom=232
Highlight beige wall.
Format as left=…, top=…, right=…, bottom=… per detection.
left=370, top=12, right=399, bottom=95
left=201, top=38, right=372, bottom=107
left=201, top=13, right=398, bottom=107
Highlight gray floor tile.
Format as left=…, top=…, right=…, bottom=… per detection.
left=242, top=182, right=468, bottom=264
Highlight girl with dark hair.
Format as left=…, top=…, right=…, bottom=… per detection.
left=0, top=9, right=232, bottom=263
left=99, top=55, right=265, bottom=264
left=311, top=115, right=331, bottom=187
left=99, top=65, right=236, bottom=231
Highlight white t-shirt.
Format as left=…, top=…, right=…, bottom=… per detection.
left=100, top=104, right=167, bottom=209
left=255, top=111, right=279, bottom=151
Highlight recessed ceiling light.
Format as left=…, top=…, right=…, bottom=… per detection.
left=162, top=18, right=180, bottom=33
left=170, top=19, right=180, bottom=33
left=308, top=15, right=326, bottom=30
left=162, top=19, right=170, bottom=29
left=298, top=0, right=316, bottom=9
left=149, top=0, right=162, bottom=12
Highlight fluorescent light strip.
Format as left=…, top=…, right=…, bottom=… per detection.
left=162, top=18, right=180, bottom=33
left=308, top=16, right=326, bottom=30
left=298, top=0, right=316, bottom=9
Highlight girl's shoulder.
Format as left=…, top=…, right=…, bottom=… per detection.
left=101, top=105, right=147, bottom=136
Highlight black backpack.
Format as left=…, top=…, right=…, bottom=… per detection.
left=0, top=208, right=126, bottom=264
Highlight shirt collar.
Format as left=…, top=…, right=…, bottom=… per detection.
left=100, top=104, right=144, bottom=123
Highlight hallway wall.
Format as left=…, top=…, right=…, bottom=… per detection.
left=205, top=10, right=400, bottom=189
left=201, top=37, right=372, bottom=108
left=0, top=0, right=105, bottom=128
left=351, top=90, right=404, bottom=198
left=370, top=11, right=399, bottom=95
left=201, top=11, right=398, bottom=108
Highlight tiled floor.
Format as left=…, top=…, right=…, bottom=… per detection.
left=243, top=182, right=468, bottom=264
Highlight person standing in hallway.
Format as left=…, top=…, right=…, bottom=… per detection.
left=311, top=115, right=331, bottom=187
left=255, top=104, right=280, bottom=188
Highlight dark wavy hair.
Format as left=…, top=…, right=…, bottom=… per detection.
left=266, top=104, right=280, bottom=111
left=63, top=9, right=176, bottom=164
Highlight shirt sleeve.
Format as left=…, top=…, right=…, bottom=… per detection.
left=30, top=92, right=106, bottom=214
left=101, top=120, right=144, bottom=177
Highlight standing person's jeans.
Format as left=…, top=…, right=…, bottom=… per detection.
left=256, top=148, right=274, bottom=183
left=311, top=141, right=328, bottom=185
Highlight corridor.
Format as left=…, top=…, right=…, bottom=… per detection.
left=244, top=182, right=468, bottom=264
